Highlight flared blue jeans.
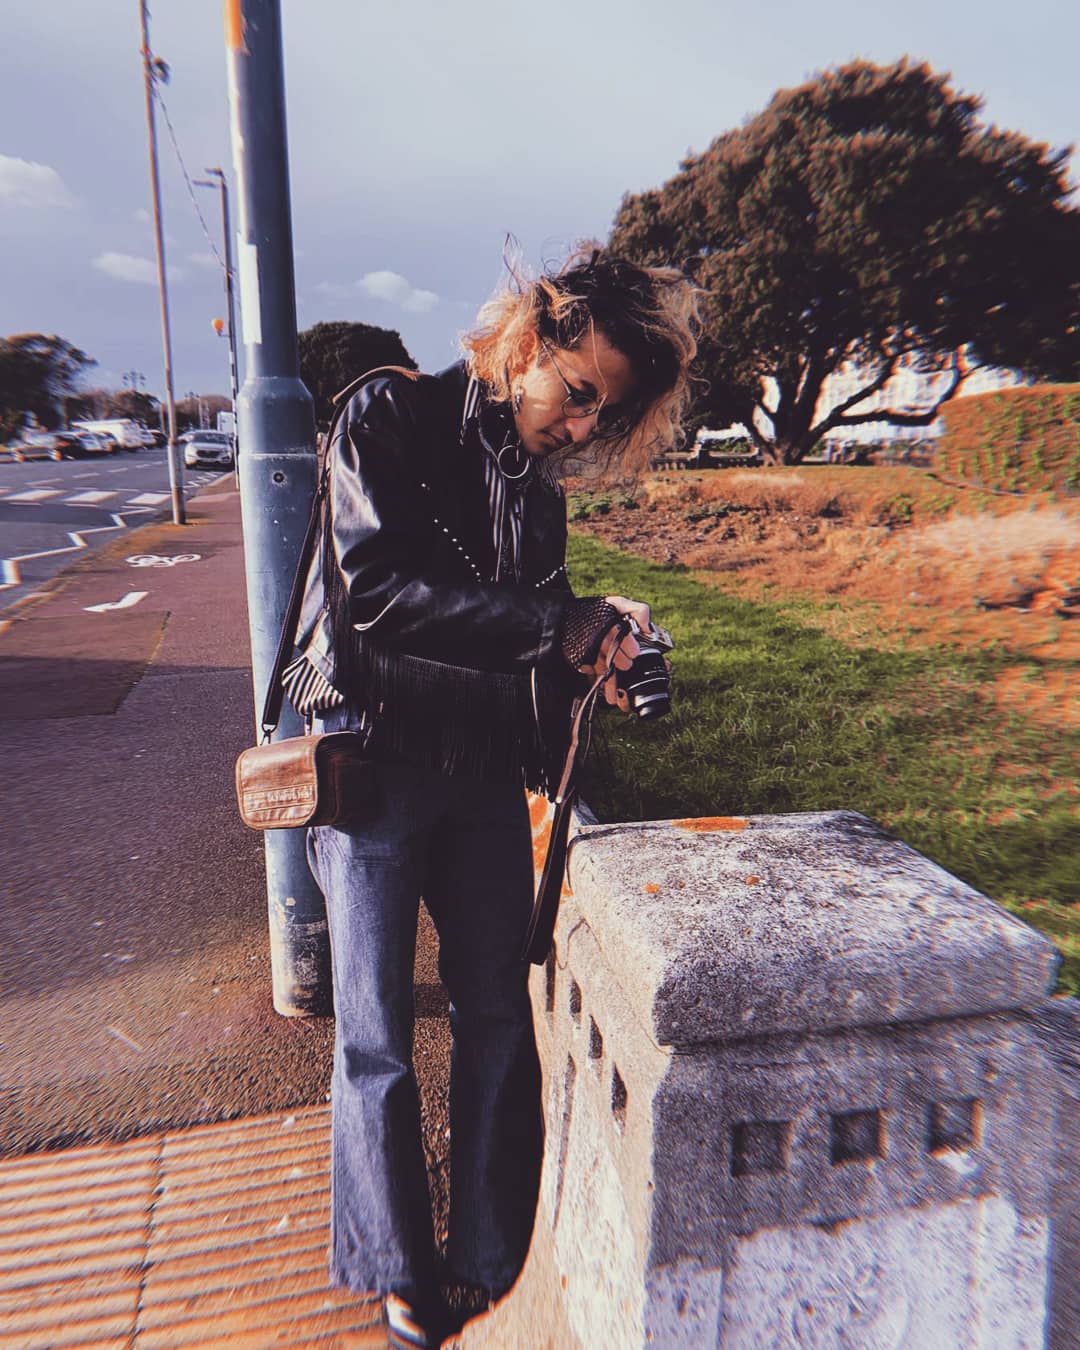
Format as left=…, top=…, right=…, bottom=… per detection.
left=307, top=744, right=543, bottom=1306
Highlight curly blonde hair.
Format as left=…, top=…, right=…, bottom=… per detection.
left=461, top=243, right=701, bottom=476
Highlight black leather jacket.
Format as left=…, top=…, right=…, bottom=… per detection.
left=298, top=361, right=576, bottom=787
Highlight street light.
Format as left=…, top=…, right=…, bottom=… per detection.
left=138, top=0, right=184, bottom=525
left=193, top=168, right=240, bottom=455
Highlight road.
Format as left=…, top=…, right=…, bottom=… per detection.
left=0, top=447, right=226, bottom=609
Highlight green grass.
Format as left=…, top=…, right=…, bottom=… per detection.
left=567, top=532, right=1080, bottom=995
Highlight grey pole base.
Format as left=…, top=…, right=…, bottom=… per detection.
left=236, top=380, right=328, bottom=1018
left=266, top=829, right=333, bottom=1018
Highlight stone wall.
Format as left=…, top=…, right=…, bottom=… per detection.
left=458, top=808, right=1071, bottom=1349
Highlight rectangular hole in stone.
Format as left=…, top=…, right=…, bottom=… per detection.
left=588, top=1016, right=603, bottom=1070
left=569, top=978, right=582, bottom=1025
left=611, top=1065, right=628, bottom=1132
left=545, top=950, right=556, bottom=1016
left=730, top=1119, right=791, bottom=1176
left=927, top=1097, right=981, bottom=1153
left=830, top=1108, right=884, bottom=1164
left=552, top=1054, right=577, bottom=1230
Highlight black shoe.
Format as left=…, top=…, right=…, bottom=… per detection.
left=385, top=1292, right=442, bottom=1349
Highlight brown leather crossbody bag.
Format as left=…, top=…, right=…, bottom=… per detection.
left=234, top=369, right=418, bottom=830
left=234, top=452, right=377, bottom=830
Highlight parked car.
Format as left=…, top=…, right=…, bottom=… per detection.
left=183, top=429, right=235, bottom=469
left=6, top=430, right=61, bottom=461
left=6, top=429, right=84, bottom=461
left=70, top=418, right=144, bottom=451
left=73, top=431, right=117, bottom=457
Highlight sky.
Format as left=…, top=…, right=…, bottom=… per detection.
left=1, top=0, right=1078, bottom=405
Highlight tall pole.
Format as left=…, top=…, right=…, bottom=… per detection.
left=138, top=0, right=185, bottom=525
left=211, top=169, right=240, bottom=432
left=225, top=0, right=330, bottom=1016
left=195, top=167, right=241, bottom=470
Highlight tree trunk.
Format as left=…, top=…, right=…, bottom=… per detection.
left=771, top=439, right=808, bottom=466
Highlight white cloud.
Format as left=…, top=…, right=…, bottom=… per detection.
left=0, top=154, right=75, bottom=209
left=93, top=251, right=185, bottom=285
left=313, top=271, right=440, bottom=313
left=357, top=270, right=439, bottom=313
left=134, top=207, right=151, bottom=224
left=188, top=251, right=220, bottom=268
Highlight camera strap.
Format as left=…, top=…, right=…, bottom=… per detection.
left=521, top=618, right=633, bottom=965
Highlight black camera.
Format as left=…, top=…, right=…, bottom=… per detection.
left=616, top=619, right=674, bottom=720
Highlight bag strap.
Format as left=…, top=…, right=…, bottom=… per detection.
left=258, top=365, right=422, bottom=739
left=520, top=617, right=634, bottom=964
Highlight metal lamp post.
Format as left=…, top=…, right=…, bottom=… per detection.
left=224, top=0, right=331, bottom=1016
left=193, top=168, right=241, bottom=443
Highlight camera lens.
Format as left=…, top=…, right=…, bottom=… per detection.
left=616, top=644, right=671, bottom=720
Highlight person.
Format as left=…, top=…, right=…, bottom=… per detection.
left=291, top=244, right=699, bottom=1348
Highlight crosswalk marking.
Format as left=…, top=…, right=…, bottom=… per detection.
left=7, top=488, right=62, bottom=502
left=125, top=492, right=170, bottom=506
left=65, top=490, right=117, bottom=504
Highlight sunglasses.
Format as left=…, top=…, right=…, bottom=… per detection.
left=540, top=340, right=635, bottom=442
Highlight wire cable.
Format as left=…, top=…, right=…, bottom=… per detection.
left=152, top=81, right=229, bottom=276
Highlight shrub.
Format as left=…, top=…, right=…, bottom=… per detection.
left=936, top=385, right=1080, bottom=496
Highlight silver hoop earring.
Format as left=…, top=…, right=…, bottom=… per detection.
left=497, top=443, right=530, bottom=480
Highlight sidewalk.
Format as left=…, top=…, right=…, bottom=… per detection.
left=0, top=483, right=448, bottom=1347
left=0, top=1107, right=386, bottom=1349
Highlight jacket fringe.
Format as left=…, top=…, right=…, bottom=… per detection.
left=347, top=634, right=553, bottom=790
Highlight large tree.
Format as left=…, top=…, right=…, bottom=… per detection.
left=299, top=321, right=416, bottom=427
left=610, top=59, right=1080, bottom=463
left=0, top=334, right=96, bottom=439
left=68, top=387, right=161, bottom=425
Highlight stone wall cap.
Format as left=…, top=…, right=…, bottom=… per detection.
left=564, top=810, right=1059, bottom=1048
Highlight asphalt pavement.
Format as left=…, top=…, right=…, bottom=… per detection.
left=0, top=447, right=222, bottom=607
left=0, top=479, right=452, bottom=1245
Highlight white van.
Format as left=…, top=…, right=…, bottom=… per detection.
left=71, top=418, right=145, bottom=451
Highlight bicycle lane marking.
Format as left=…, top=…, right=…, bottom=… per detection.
left=125, top=554, right=202, bottom=568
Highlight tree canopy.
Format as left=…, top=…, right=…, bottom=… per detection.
left=610, top=59, right=1080, bottom=463
left=0, top=334, right=96, bottom=439
left=69, top=387, right=161, bottom=425
left=298, top=320, right=416, bottom=427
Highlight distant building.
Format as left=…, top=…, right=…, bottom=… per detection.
left=814, top=354, right=1022, bottom=446
left=704, top=355, right=1025, bottom=453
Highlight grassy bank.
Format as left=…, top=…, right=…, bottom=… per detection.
left=567, top=531, right=1079, bottom=995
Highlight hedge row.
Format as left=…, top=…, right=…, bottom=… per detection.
left=936, top=384, right=1080, bottom=495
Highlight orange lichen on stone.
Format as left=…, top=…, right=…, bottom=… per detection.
left=644, top=883, right=661, bottom=894
left=745, top=875, right=761, bottom=885
left=532, top=819, right=552, bottom=871
left=672, top=816, right=748, bottom=832
left=528, top=793, right=551, bottom=828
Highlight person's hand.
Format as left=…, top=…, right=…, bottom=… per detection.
left=580, top=595, right=652, bottom=711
